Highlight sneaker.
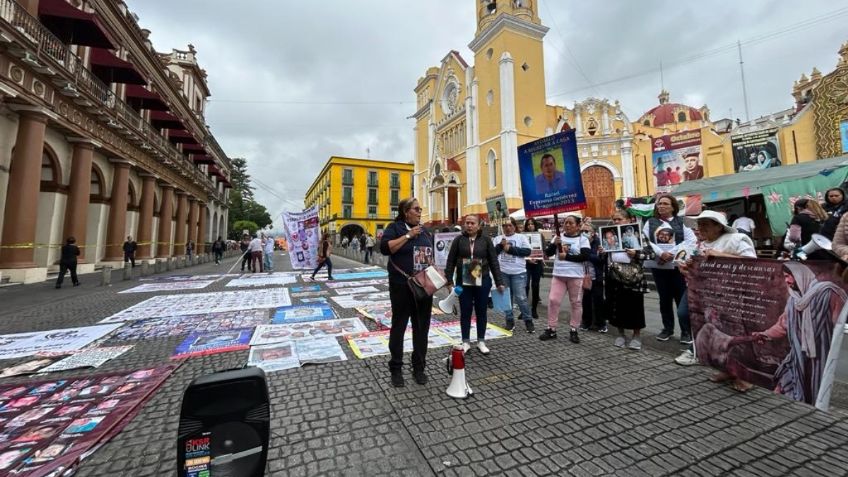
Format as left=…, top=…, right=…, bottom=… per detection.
left=391, top=371, right=405, bottom=387
left=628, top=338, right=642, bottom=350
left=614, top=336, right=626, bottom=348
left=656, top=330, right=673, bottom=341
left=569, top=329, right=580, bottom=344
left=539, top=328, right=557, bottom=341
left=525, top=321, right=535, bottom=333
left=675, top=350, right=698, bottom=366
left=597, top=326, right=608, bottom=334
left=413, top=369, right=428, bottom=385
left=579, top=325, right=590, bottom=331
left=477, top=341, right=490, bottom=355
left=680, top=332, right=693, bottom=345
left=504, top=319, right=515, bottom=332
left=462, top=342, right=471, bottom=353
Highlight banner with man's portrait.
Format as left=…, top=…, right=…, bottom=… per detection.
left=731, top=127, right=781, bottom=173
left=517, top=130, right=586, bottom=217
left=651, top=131, right=702, bottom=193
left=688, top=257, right=848, bottom=409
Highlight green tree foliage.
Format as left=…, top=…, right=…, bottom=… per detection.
left=227, top=158, right=272, bottom=238
left=233, top=220, right=259, bottom=237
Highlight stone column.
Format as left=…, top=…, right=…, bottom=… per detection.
left=197, top=202, right=207, bottom=254
left=0, top=110, right=49, bottom=269
left=104, top=161, right=131, bottom=261
left=136, top=174, right=157, bottom=259
left=156, top=184, right=174, bottom=257
left=174, top=192, right=188, bottom=256
left=187, top=197, right=199, bottom=250
left=62, top=139, right=96, bottom=262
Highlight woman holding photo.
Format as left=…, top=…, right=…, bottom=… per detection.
left=602, top=210, right=648, bottom=350
left=541, top=215, right=590, bottom=343
left=445, top=215, right=505, bottom=355
left=524, top=218, right=544, bottom=319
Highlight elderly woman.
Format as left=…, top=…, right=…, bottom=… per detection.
left=380, top=197, right=435, bottom=387
left=445, top=215, right=505, bottom=354
left=541, top=214, right=590, bottom=343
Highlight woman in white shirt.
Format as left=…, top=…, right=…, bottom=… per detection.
left=540, top=215, right=590, bottom=343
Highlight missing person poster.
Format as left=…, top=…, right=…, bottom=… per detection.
left=517, top=130, right=586, bottom=217
left=688, top=257, right=848, bottom=409
left=651, top=131, right=702, bottom=192
left=282, top=206, right=320, bottom=270
left=731, top=127, right=781, bottom=173
left=435, top=232, right=460, bottom=270
left=485, top=194, right=509, bottom=226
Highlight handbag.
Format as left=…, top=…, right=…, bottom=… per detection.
left=390, top=259, right=447, bottom=302
left=608, top=260, right=643, bottom=286
left=582, top=262, right=593, bottom=290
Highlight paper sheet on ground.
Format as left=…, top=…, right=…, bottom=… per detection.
left=0, top=324, right=122, bottom=360
left=225, top=273, right=299, bottom=287
left=330, top=292, right=391, bottom=308
left=272, top=304, right=336, bottom=324
left=101, top=288, right=291, bottom=322
left=39, top=346, right=134, bottom=373
left=171, top=328, right=254, bottom=359
left=110, top=309, right=269, bottom=341
left=250, top=318, right=367, bottom=346
left=346, top=321, right=512, bottom=359
left=118, top=280, right=216, bottom=294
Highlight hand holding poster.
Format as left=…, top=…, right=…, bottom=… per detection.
left=485, top=194, right=509, bottom=226
left=518, top=130, right=586, bottom=216
left=282, top=206, right=320, bottom=270
left=434, top=232, right=460, bottom=269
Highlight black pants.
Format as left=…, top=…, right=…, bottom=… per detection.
left=240, top=251, right=250, bottom=270
left=311, top=257, right=333, bottom=277
left=214, top=251, right=223, bottom=263
left=581, top=279, right=606, bottom=328
left=651, top=268, right=688, bottom=335
left=56, top=262, right=78, bottom=287
left=124, top=252, right=135, bottom=267
left=525, top=262, right=543, bottom=309
left=388, top=282, right=433, bottom=372
left=364, top=247, right=373, bottom=264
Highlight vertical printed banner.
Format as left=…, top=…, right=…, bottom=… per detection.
left=434, top=231, right=460, bottom=270
left=485, top=194, right=509, bottom=226
left=282, top=206, right=320, bottom=270
left=840, top=120, right=848, bottom=154
left=517, top=129, right=586, bottom=216
left=731, top=128, right=782, bottom=173
left=651, top=131, right=702, bottom=192
left=688, top=257, right=848, bottom=408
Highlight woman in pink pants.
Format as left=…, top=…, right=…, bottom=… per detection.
left=540, top=215, right=590, bottom=344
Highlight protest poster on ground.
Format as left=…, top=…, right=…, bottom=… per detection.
left=171, top=329, right=254, bottom=359
left=282, top=206, right=321, bottom=270
left=731, top=127, right=781, bottom=173
left=39, top=346, right=134, bottom=373
left=485, top=194, right=510, bottom=226
left=305, top=270, right=388, bottom=282
left=518, top=130, right=586, bottom=217
left=434, top=232, right=461, bottom=269
left=298, top=297, right=328, bottom=304
left=651, top=131, right=702, bottom=192
left=272, top=304, right=336, bottom=324
left=688, top=257, right=848, bottom=408
left=330, top=292, right=391, bottom=309
left=295, top=337, right=347, bottom=364
left=290, top=285, right=321, bottom=293
left=291, top=291, right=326, bottom=298
left=225, top=273, right=299, bottom=288
left=333, top=286, right=380, bottom=296
left=110, top=309, right=269, bottom=341
left=0, top=358, right=58, bottom=378
left=250, top=319, right=368, bottom=346
left=0, top=324, right=122, bottom=360
left=345, top=321, right=508, bottom=359
left=101, top=288, right=291, bottom=323
left=0, top=365, right=175, bottom=476
left=324, top=278, right=387, bottom=289
left=119, top=280, right=216, bottom=294
left=247, top=342, right=300, bottom=372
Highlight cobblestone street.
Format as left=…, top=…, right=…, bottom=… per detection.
left=0, top=252, right=847, bottom=476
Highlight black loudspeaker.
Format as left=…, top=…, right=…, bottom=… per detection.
left=177, top=367, right=270, bottom=477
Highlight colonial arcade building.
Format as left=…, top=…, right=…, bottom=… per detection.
left=0, top=0, right=231, bottom=283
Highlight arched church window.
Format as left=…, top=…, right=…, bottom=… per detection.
left=643, top=119, right=651, bottom=127
left=677, top=112, right=687, bottom=122
left=487, top=150, right=497, bottom=189
left=90, top=165, right=105, bottom=200
left=41, top=150, right=58, bottom=183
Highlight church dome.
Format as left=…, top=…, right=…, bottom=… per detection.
left=638, top=90, right=703, bottom=127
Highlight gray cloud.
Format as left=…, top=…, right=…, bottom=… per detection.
left=127, top=0, right=846, bottom=215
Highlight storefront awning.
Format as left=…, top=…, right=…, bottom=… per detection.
left=89, top=48, right=146, bottom=85
left=125, top=84, right=168, bottom=111
left=149, top=110, right=183, bottom=129
left=39, top=0, right=115, bottom=49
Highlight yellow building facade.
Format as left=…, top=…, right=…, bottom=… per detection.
left=413, top=2, right=848, bottom=222
left=304, top=157, right=414, bottom=240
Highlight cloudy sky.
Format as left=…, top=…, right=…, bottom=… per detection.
left=127, top=0, right=848, bottom=219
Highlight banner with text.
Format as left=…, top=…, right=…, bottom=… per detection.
left=518, top=130, right=586, bottom=217
left=282, top=206, right=320, bottom=270
left=688, top=257, right=848, bottom=407
left=731, top=127, right=781, bottom=173
left=434, top=232, right=460, bottom=270
left=651, top=131, right=702, bottom=193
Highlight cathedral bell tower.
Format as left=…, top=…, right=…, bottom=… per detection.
left=468, top=0, right=549, bottom=205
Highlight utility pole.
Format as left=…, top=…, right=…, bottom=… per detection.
left=737, top=40, right=750, bottom=122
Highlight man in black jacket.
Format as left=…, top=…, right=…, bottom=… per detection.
left=56, top=237, right=80, bottom=289
left=123, top=236, right=137, bottom=267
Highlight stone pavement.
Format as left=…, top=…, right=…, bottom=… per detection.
left=1, top=253, right=848, bottom=475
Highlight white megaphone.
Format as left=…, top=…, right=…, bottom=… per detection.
left=796, top=234, right=838, bottom=261
left=438, top=286, right=464, bottom=314
left=446, top=345, right=473, bottom=399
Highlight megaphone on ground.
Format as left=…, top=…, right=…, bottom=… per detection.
left=445, top=345, right=473, bottom=399
left=438, top=286, right=463, bottom=314
left=796, top=234, right=848, bottom=264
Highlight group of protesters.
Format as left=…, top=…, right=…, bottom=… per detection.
left=239, top=232, right=276, bottom=273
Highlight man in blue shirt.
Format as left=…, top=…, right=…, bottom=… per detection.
left=535, top=153, right=567, bottom=194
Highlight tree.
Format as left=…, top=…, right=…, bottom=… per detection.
left=233, top=220, right=259, bottom=237
left=227, top=158, right=272, bottom=237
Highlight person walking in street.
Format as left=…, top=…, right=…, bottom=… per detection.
left=541, top=215, right=590, bottom=344
left=56, top=237, right=80, bottom=289
left=212, top=236, right=225, bottom=264
left=239, top=234, right=251, bottom=271
left=186, top=240, right=194, bottom=260
left=381, top=198, right=435, bottom=387
left=123, top=235, right=137, bottom=268
left=248, top=234, right=263, bottom=273
left=523, top=218, right=544, bottom=319
left=645, top=194, right=697, bottom=344
left=262, top=234, right=274, bottom=271
left=310, top=233, right=334, bottom=280
left=359, top=234, right=366, bottom=256
left=494, top=217, right=534, bottom=333
left=364, top=233, right=375, bottom=264
left=602, top=210, right=649, bottom=350
left=445, top=215, right=505, bottom=355
left=580, top=223, right=607, bottom=333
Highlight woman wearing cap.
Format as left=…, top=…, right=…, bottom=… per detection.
left=678, top=210, right=756, bottom=391
left=644, top=194, right=697, bottom=344
left=540, top=214, right=590, bottom=343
